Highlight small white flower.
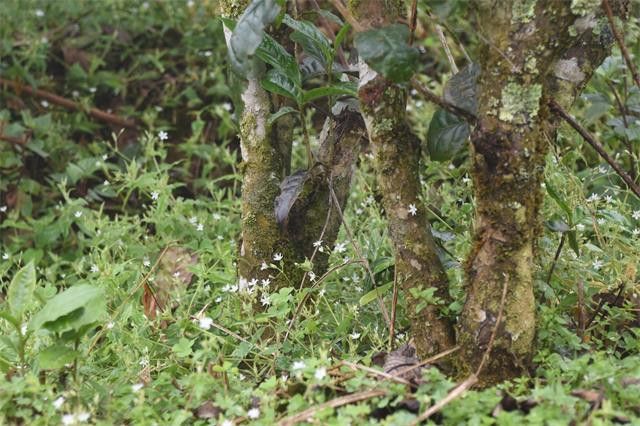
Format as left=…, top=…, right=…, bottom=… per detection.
left=187, top=0, right=195, bottom=7
left=74, top=211, right=83, bottom=218
left=196, top=223, right=204, bottom=232
left=198, top=316, right=213, bottom=330
left=350, top=331, right=361, bottom=340
left=53, top=397, right=65, bottom=409
left=90, top=264, right=99, bottom=273
left=576, top=223, right=585, bottom=231
left=143, top=257, right=151, bottom=267
left=632, top=228, right=640, bottom=236
left=0, top=205, right=6, bottom=212
left=462, top=176, right=471, bottom=184
left=333, top=242, right=346, bottom=253
left=221, top=420, right=233, bottom=426
left=313, top=240, right=322, bottom=248
left=292, top=360, right=306, bottom=370
left=106, top=321, right=115, bottom=329
left=41, top=100, right=49, bottom=108
left=260, top=261, right=269, bottom=270
left=408, top=204, right=418, bottom=216
left=273, top=252, right=283, bottom=262
left=261, top=278, right=270, bottom=287
left=308, top=271, right=317, bottom=281
left=151, top=191, right=159, bottom=200
left=247, top=408, right=260, bottom=419
left=139, top=356, right=150, bottom=368
left=72, top=90, right=80, bottom=98
left=222, top=102, right=232, bottom=111
left=249, top=278, right=258, bottom=287
left=281, top=374, right=289, bottom=382
left=260, top=294, right=271, bottom=306
left=189, top=216, right=198, bottom=224
left=173, top=271, right=181, bottom=278
left=212, top=213, right=221, bottom=220
left=314, top=367, right=327, bottom=380
left=131, top=383, right=144, bottom=392
left=89, top=87, right=97, bottom=93
left=633, top=210, right=640, bottom=220
left=62, top=414, right=75, bottom=425
left=599, top=166, right=607, bottom=174
left=158, top=131, right=168, bottom=141
left=2, top=253, right=9, bottom=260
left=215, top=296, right=222, bottom=303
left=77, top=412, right=90, bottom=422
left=587, top=193, right=600, bottom=203
left=35, top=9, right=44, bottom=17
left=318, top=288, right=326, bottom=297
left=592, top=259, right=604, bottom=271
left=103, top=180, right=110, bottom=186
left=605, top=195, right=614, bottom=203
left=597, top=218, right=605, bottom=225
left=355, top=208, right=363, bottom=215
left=142, top=1, right=149, bottom=9
left=20, top=323, right=27, bottom=335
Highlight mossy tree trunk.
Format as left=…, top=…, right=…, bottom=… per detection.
left=351, top=1, right=455, bottom=358
left=459, top=0, right=627, bottom=385
left=221, top=1, right=366, bottom=296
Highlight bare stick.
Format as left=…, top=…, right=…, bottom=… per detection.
left=278, top=389, right=387, bottom=426
left=389, top=265, right=398, bottom=350
left=341, top=361, right=413, bottom=386
left=602, top=0, right=640, bottom=88
left=0, top=78, right=138, bottom=129
left=328, top=0, right=364, bottom=32
left=435, top=24, right=458, bottom=74
left=409, top=374, right=478, bottom=425
left=545, top=234, right=565, bottom=285
left=550, top=100, right=640, bottom=200
left=408, top=0, right=418, bottom=45
left=0, top=133, right=29, bottom=146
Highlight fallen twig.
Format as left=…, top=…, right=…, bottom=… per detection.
left=277, top=389, right=387, bottom=426
left=409, top=374, right=478, bottom=425
left=0, top=77, right=138, bottom=129
left=550, top=100, right=640, bottom=200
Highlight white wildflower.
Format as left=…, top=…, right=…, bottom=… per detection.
left=74, top=211, right=83, bottom=218
left=576, top=223, right=585, bottom=231
left=131, top=383, right=144, bottom=392
left=222, top=102, right=232, bottom=111
left=260, top=261, right=269, bottom=270
left=151, top=191, right=159, bottom=200
left=35, top=9, right=44, bottom=17
left=139, top=356, right=150, bottom=368
left=605, top=195, right=614, bottom=203
left=221, top=420, right=233, bottom=426
left=61, top=414, right=75, bottom=425
left=158, top=131, right=168, bottom=141
left=408, top=203, right=418, bottom=216
left=90, top=264, right=99, bottom=273
left=350, top=331, right=361, bottom=340
left=260, top=294, right=271, bottom=306
left=292, top=360, right=306, bottom=370
left=41, top=100, right=49, bottom=108
left=0, top=205, right=6, bottom=212
left=2, top=253, right=9, bottom=260
left=196, top=223, right=204, bottom=232
left=53, top=397, right=65, bottom=409
left=587, top=193, right=600, bottom=203
left=198, top=316, right=213, bottom=330
left=213, top=213, right=221, bottom=220
left=143, top=257, right=151, bottom=267
left=273, top=252, right=283, bottom=262
left=189, top=216, right=198, bottom=224
left=77, top=412, right=90, bottom=422
left=633, top=228, right=640, bottom=236
left=247, top=408, right=260, bottom=419
left=333, top=242, right=347, bottom=253
left=592, top=259, right=603, bottom=271
left=106, top=321, right=114, bottom=329
left=633, top=210, right=640, bottom=220
left=314, top=367, right=327, bottom=380
left=261, top=278, right=270, bottom=287
left=308, top=271, right=316, bottom=281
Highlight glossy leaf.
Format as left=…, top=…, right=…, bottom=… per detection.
left=227, top=0, right=281, bottom=76
left=355, top=24, right=420, bottom=83
left=302, top=82, right=357, bottom=104
left=7, top=261, right=36, bottom=320
left=268, top=106, right=298, bottom=125
left=261, top=68, right=300, bottom=102
left=427, top=108, right=470, bottom=161
left=283, top=15, right=332, bottom=69
left=256, top=34, right=300, bottom=84
left=444, top=63, right=480, bottom=116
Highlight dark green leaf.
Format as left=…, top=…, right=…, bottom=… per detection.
left=568, top=230, right=580, bottom=256
left=427, top=109, right=470, bottom=161
left=7, top=261, right=36, bottom=320
left=444, top=63, right=480, bottom=116
left=227, top=0, right=281, bottom=77
left=359, top=282, right=394, bottom=306
left=268, top=106, right=298, bottom=125
left=545, top=181, right=572, bottom=219
left=354, top=24, right=420, bottom=83
left=301, top=82, right=357, bottom=104
left=283, top=15, right=332, bottom=69
left=261, top=69, right=301, bottom=101
left=37, top=344, right=79, bottom=369
left=256, top=34, right=300, bottom=84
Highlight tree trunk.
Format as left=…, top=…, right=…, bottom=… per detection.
left=458, top=0, right=627, bottom=385
left=352, top=1, right=455, bottom=359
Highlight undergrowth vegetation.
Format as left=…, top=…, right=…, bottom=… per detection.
left=1, top=1, right=640, bottom=424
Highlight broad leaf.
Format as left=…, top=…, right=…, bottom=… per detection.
left=261, top=68, right=301, bottom=102
left=268, top=106, right=298, bottom=125
left=545, top=181, right=572, bottom=219
left=302, top=82, right=357, bottom=104
left=30, top=284, right=106, bottom=335
left=355, top=24, right=420, bottom=83
left=444, top=63, right=480, bottom=116
left=7, top=261, right=36, bottom=320
left=37, top=344, right=79, bottom=369
left=275, top=170, right=309, bottom=227
left=359, top=282, right=394, bottom=306
left=427, top=109, right=470, bottom=161
left=283, top=15, right=332, bottom=69
left=256, top=34, right=300, bottom=84
left=227, top=0, right=281, bottom=77
left=568, top=231, right=580, bottom=256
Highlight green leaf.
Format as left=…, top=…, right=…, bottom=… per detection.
left=227, top=0, right=282, bottom=77
left=37, top=344, right=79, bottom=370
left=7, top=261, right=36, bottom=320
left=301, top=82, right=357, bottom=104
left=261, top=68, right=301, bottom=102
left=283, top=15, right=332, bottom=69
left=359, top=282, right=394, bottom=306
left=0, top=311, right=20, bottom=329
left=30, top=284, right=106, bottom=335
left=568, top=230, right=580, bottom=256
left=268, top=106, right=299, bottom=125
left=256, top=34, right=300, bottom=84
left=172, top=337, right=194, bottom=358
left=545, top=181, right=572, bottom=220
left=443, top=63, right=480, bottom=116
left=354, top=24, right=420, bottom=83
left=427, top=109, right=470, bottom=161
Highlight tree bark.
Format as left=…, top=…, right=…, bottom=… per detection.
left=458, top=0, right=627, bottom=385
left=351, top=1, right=455, bottom=358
